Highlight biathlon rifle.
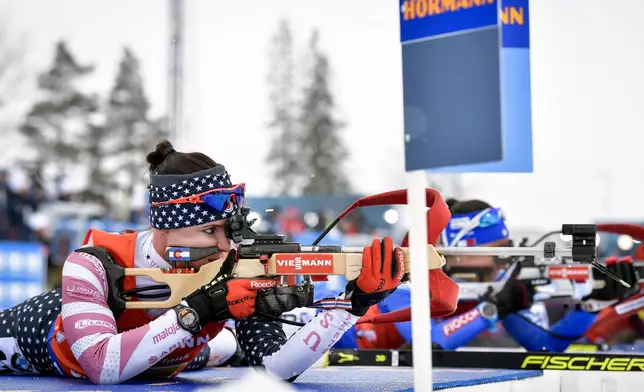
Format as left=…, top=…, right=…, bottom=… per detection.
left=455, top=223, right=644, bottom=302
left=106, top=189, right=613, bottom=322
left=115, top=188, right=452, bottom=314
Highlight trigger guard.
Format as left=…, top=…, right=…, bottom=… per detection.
left=73, top=246, right=128, bottom=319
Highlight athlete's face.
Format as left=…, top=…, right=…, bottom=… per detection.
left=155, top=218, right=233, bottom=270
left=445, top=239, right=510, bottom=282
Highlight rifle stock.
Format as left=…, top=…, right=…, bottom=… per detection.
left=123, top=244, right=446, bottom=309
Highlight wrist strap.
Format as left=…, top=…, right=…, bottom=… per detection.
left=186, top=285, right=231, bottom=326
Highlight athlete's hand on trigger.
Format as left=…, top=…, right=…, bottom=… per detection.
left=224, top=278, right=278, bottom=319
left=345, top=237, right=405, bottom=317
left=184, top=249, right=277, bottom=325
left=215, top=249, right=279, bottom=319
left=582, top=257, right=640, bottom=313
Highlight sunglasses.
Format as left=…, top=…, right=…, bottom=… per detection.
left=150, top=183, right=245, bottom=213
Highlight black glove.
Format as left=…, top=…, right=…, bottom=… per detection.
left=344, top=237, right=405, bottom=316
left=480, top=263, right=532, bottom=319
left=183, top=250, right=276, bottom=327
left=581, top=257, right=640, bottom=312
left=255, top=284, right=314, bottom=317
left=183, top=250, right=238, bottom=327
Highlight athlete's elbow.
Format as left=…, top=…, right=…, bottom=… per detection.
left=85, top=372, right=122, bottom=385
left=263, top=361, right=302, bottom=382
left=81, top=354, right=125, bottom=384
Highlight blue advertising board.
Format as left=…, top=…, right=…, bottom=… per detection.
left=401, top=0, right=533, bottom=173
left=0, top=241, right=47, bottom=310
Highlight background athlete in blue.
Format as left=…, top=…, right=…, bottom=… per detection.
left=352, top=198, right=643, bottom=352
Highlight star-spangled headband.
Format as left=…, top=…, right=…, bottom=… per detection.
left=147, top=165, right=245, bottom=230
left=441, top=208, right=509, bottom=247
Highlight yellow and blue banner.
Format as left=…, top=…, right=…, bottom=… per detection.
left=401, top=0, right=533, bottom=173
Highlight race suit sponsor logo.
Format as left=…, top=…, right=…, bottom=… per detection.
left=442, top=308, right=481, bottom=337
left=178, top=335, right=210, bottom=349
left=66, top=285, right=103, bottom=300
left=74, top=319, right=117, bottom=333
left=166, top=335, right=210, bottom=353
left=548, top=265, right=590, bottom=281
left=158, top=353, right=190, bottom=365
left=55, top=331, right=66, bottom=343
left=250, top=280, right=277, bottom=289
left=615, top=296, right=644, bottom=316
left=153, top=324, right=182, bottom=344
left=275, top=254, right=334, bottom=274
left=321, top=312, right=354, bottom=354
left=303, top=331, right=322, bottom=351
left=581, top=299, right=618, bottom=313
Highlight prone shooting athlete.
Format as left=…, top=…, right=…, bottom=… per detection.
left=353, top=199, right=644, bottom=352
left=0, top=140, right=406, bottom=384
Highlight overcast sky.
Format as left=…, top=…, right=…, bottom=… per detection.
left=1, top=0, right=406, bottom=194
left=2, top=0, right=644, bottom=230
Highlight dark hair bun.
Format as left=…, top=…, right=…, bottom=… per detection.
left=147, top=140, right=175, bottom=170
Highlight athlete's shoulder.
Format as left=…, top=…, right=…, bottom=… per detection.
left=62, top=250, right=109, bottom=296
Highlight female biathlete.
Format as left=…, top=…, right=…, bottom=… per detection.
left=0, top=140, right=405, bottom=384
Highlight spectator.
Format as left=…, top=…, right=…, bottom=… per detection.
left=0, top=169, right=35, bottom=241
left=0, top=170, right=10, bottom=239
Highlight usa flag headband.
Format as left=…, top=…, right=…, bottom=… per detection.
left=148, top=164, right=245, bottom=230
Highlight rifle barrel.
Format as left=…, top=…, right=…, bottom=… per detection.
left=433, top=246, right=571, bottom=258
left=300, top=246, right=573, bottom=259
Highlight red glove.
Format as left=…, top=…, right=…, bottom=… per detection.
left=225, top=278, right=277, bottom=319
left=345, top=237, right=405, bottom=316
left=185, top=250, right=277, bottom=325
left=357, top=237, right=405, bottom=293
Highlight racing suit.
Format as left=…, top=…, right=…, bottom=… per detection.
left=355, top=264, right=643, bottom=352
left=0, top=229, right=359, bottom=384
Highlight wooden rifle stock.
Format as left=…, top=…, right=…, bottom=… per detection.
left=123, top=244, right=446, bottom=309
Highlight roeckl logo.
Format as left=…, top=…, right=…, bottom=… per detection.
left=250, top=280, right=277, bottom=289
left=274, top=254, right=334, bottom=274
left=396, top=250, right=406, bottom=281
left=228, top=296, right=252, bottom=306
